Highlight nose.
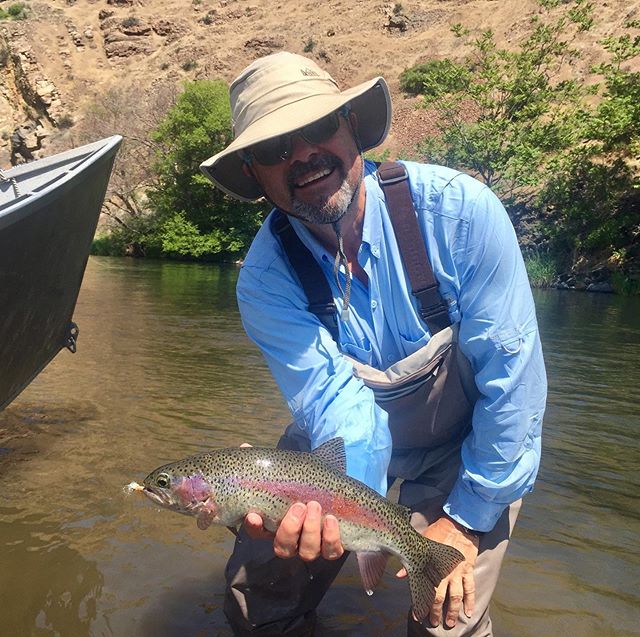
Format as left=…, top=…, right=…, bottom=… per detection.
left=287, top=131, right=319, bottom=163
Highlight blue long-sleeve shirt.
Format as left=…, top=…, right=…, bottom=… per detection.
left=237, top=160, right=547, bottom=532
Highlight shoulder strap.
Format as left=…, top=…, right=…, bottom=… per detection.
left=274, top=162, right=451, bottom=340
left=377, top=161, right=451, bottom=334
left=272, top=211, right=340, bottom=342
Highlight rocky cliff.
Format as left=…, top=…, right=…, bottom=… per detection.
left=0, top=0, right=637, bottom=166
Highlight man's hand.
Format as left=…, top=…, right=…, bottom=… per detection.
left=244, top=501, right=344, bottom=561
left=397, top=515, right=479, bottom=628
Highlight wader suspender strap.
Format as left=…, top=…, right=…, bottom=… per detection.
left=273, top=211, right=340, bottom=342
left=274, top=161, right=450, bottom=339
left=377, top=162, right=451, bottom=334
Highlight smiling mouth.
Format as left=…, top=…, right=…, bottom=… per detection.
left=294, top=167, right=334, bottom=189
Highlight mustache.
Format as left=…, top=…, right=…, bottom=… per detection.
left=287, top=154, right=342, bottom=190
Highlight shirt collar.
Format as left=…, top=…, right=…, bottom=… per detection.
left=361, top=160, right=383, bottom=257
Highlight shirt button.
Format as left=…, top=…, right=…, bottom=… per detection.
left=371, top=300, right=378, bottom=310
left=371, top=246, right=380, bottom=257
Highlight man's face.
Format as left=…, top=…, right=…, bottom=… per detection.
left=245, top=113, right=364, bottom=225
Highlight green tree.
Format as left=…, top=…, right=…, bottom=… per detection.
left=401, top=1, right=640, bottom=283
left=536, top=20, right=640, bottom=272
left=406, top=0, right=595, bottom=207
left=148, top=80, right=266, bottom=260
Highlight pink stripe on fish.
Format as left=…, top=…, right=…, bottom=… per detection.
left=238, top=478, right=393, bottom=532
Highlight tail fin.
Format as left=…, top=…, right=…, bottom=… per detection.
left=406, top=538, right=464, bottom=621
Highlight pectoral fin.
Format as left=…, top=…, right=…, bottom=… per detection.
left=197, top=511, right=213, bottom=530
left=195, top=497, right=218, bottom=531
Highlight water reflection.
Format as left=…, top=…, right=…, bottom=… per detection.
left=0, top=259, right=638, bottom=636
left=494, top=289, right=640, bottom=637
left=0, top=508, right=103, bottom=636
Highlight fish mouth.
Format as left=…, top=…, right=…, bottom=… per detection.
left=142, top=485, right=175, bottom=507
left=142, top=484, right=211, bottom=515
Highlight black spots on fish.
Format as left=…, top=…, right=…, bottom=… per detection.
left=141, top=441, right=466, bottom=623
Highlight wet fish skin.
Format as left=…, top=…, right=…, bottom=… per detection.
left=140, top=438, right=464, bottom=620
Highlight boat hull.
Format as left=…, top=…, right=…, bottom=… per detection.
left=0, top=136, right=122, bottom=410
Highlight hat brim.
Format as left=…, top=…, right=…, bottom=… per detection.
left=200, top=77, right=391, bottom=201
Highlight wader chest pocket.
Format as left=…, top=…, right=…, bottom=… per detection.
left=345, top=327, right=476, bottom=450
left=360, top=348, right=449, bottom=404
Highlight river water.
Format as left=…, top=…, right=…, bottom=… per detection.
left=0, top=257, right=638, bottom=637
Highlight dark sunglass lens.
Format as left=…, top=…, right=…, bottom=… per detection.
left=251, top=135, right=291, bottom=165
left=301, top=112, right=340, bottom=144
left=249, top=111, right=341, bottom=165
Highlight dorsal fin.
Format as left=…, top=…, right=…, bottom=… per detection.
left=312, top=437, right=347, bottom=473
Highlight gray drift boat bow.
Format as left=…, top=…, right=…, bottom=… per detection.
left=0, top=135, right=122, bottom=410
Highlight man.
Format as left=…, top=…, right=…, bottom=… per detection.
left=200, top=51, right=547, bottom=637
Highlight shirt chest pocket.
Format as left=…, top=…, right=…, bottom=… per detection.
left=341, top=338, right=373, bottom=366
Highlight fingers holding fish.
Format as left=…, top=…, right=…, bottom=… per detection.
left=462, top=568, right=476, bottom=618
left=298, top=500, right=322, bottom=561
left=429, top=558, right=475, bottom=628
left=428, top=581, right=447, bottom=628
left=419, top=515, right=479, bottom=627
left=272, top=502, right=344, bottom=562
left=243, top=511, right=274, bottom=540
left=274, top=502, right=307, bottom=558
left=442, top=577, right=463, bottom=628
left=321, top=515, right=344, bottom=560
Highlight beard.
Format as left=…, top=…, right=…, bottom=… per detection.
left=287, top=153, right=362, bottom=225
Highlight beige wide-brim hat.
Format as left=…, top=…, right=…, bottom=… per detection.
left=200, top=51, right=392, bottom=202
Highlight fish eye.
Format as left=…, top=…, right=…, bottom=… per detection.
left=155, top=473, right=171, bottom=489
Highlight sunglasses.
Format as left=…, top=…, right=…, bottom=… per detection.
left=244, top=107, right=349, bottom=166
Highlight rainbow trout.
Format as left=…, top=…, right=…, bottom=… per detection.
left=139, top=438, right=464, bottom=620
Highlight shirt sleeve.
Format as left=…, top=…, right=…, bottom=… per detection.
left=237, top=248, right=392, bottom=496
left=442, top=186, right=548, bottom=532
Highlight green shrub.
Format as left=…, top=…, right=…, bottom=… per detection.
left=523, top=250, right=559, bottom=287
left=611, top=271, right=640, bottom=296
left=0, top=3, right=28, bottom=20
left=399, top=59, right=470, bottom=97
left=364, top=147, right=391, bottom=163
left=91, top=233, right=128, bottom=257
left=7, top=3, right=26, bottom=17
left=57, top=113, right=74, bottom=129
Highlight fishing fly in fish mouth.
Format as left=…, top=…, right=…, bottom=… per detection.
left=132, top=438, right=464, bottom=622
